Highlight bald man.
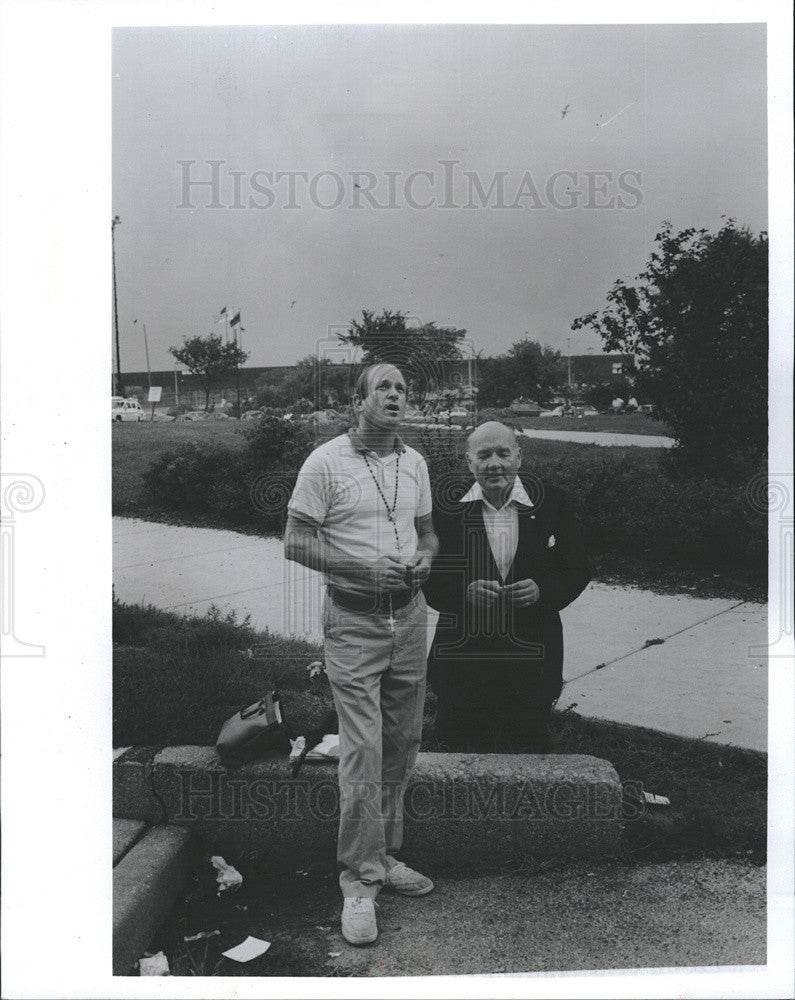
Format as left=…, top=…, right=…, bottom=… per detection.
left=422, top=421, right=591, bottom=753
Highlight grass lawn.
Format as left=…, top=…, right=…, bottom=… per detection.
left=112, top=415, right=667, bottom=515
left=114, top=601, right=766, bottom=867
left=515, top=412, right=672, bottom=436
left=113, top=420, right=248, bottom=512
left=113, top=415, right=667, bottom=512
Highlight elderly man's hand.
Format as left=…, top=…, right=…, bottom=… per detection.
left=502, top=578, right=540, bottom=607
left=466, top=580, right=502, bottom=609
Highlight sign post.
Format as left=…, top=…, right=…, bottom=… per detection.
left=147, top=385, right=162, bottom=421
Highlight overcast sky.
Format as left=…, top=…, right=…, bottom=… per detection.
left=112, top=23, right=767, bottom=373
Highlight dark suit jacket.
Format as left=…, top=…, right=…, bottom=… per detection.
left=422, top=473, right=591, bottom=710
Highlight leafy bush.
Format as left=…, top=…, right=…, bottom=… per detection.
left=515, top=438, right=766, bottom=591
left=141, top=414, right=315, bottom=526
left=574, top=222, right=768, bottom=477
left=141, top=442, right=234, bottom=512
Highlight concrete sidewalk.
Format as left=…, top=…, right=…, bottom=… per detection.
left=113, top=517, right=767, bottom=752
left=156, top=859, right=765, bottom=977
left=521, top=428, right=675, bottom=448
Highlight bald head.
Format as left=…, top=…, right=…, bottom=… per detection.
left=466, top=421, right=521, bottom=503
left=466, top=421, right=519, bottom=455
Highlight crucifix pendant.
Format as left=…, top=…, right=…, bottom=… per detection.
left=388, top=614, right=396, bottom=634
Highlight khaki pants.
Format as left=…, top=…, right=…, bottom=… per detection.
left=323, top=590, right=428, bottom=898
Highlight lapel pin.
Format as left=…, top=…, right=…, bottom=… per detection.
left=547, top=534, right=556, bottom=547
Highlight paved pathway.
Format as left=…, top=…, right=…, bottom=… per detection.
left=521, top=428, right=675, bottom=448
left=113, top=517, right=767, bottom=752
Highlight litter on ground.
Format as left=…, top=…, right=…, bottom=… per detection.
left=184, top=929, right=221, bottom=942
left=222, top=936, right=271, bottom=962
left=210, top=855, right=243, bottom=895
left=139, top=951, right=170, bottom=975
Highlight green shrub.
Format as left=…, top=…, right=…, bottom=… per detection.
left=515, top=440, right=766, bottom=590
left=141, top=442, right=233, bottom=511
left=141, top=414, right=315, bottom=526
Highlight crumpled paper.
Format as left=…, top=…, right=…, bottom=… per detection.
left=289, top=734, right=339, bottom=763
left=139, top=951, right=170, bottom=975
left=210, top=855, right=243, bottom=895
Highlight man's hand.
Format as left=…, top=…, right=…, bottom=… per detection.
left=502, top=578, right=540, bottom=607
left=403, top=552, right=432, bottom=588
left=362, top=555, right=407, bottom=590
left=466, top=579, right=502, bottom=609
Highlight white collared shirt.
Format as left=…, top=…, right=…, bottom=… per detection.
left=459, top=477, right=534, bottom=581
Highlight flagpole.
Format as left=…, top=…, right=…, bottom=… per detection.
left=235, top=319, right=242, bottom=418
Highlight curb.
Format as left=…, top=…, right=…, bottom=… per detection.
left=113, top=823, right=195, bottom=975
left=114, top=747, right=622, bottom=872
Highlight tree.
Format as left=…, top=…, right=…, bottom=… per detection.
left=473, top=340, right=567, bottom=408
left=507, top=339, right=567, bottom=403
left=474, top=354, right=517, bottom=408
left=339, top=310, right=466, bottom=401
left=572, top=221, right=767, bottom=474
left=170, top=334, right=249, bottom=411
left=254, top=356, right=352, bottom=411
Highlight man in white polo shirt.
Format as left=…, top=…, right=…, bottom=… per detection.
left=284, top=363, right=439, bottom=945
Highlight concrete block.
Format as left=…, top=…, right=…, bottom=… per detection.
left=113, top=825, right=194, bottom=975
left=113, top=748, right=163, bottom=823
left=113, top=818, right=148, bottom=865
left=111, top=746, right=622, bottom=874
left=152, top=746, right=338, bottom=871
left=406, top=754, right=622, bottom=870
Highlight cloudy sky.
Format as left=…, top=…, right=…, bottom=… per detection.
left=112, top=23, right=767, bottom=373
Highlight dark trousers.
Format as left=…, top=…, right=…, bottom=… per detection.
left=431, top=675, right=554, bottom=754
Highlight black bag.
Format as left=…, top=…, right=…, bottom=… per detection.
left=216, top=692, right=291, bottom=765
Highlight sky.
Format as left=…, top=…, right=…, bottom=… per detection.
left=112, top=23, right=767, bottom=374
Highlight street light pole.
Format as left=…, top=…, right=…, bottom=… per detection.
left=134, top=319, right=152, bottom=389
left=567, top=336, right=572, bottom=388
left=112, top=215, right=123, bottom=396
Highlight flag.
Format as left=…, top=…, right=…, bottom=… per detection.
left=230, top=311, right=241, bottom=326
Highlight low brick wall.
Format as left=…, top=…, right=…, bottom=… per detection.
left=113, top=747, right=622, bottom=873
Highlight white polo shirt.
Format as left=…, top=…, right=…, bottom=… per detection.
left=288, top=431, right=432, bottom=593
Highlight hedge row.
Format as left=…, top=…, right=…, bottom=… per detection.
left=139, top=418, right=766, bottom=594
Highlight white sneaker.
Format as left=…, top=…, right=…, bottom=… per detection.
left=385, top=861, right=434, bottom=896
left=341, top=896, right=378, bottom=945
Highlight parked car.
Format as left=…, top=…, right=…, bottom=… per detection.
left=177, top=410, right=210, bottom=422
left=111, top=396, right=145, bottom=422
left=435, top=407, right=471, bottom=427
left=509, top=399, right=541, bottom=417
left=402, top=408, right=427, bottom=424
